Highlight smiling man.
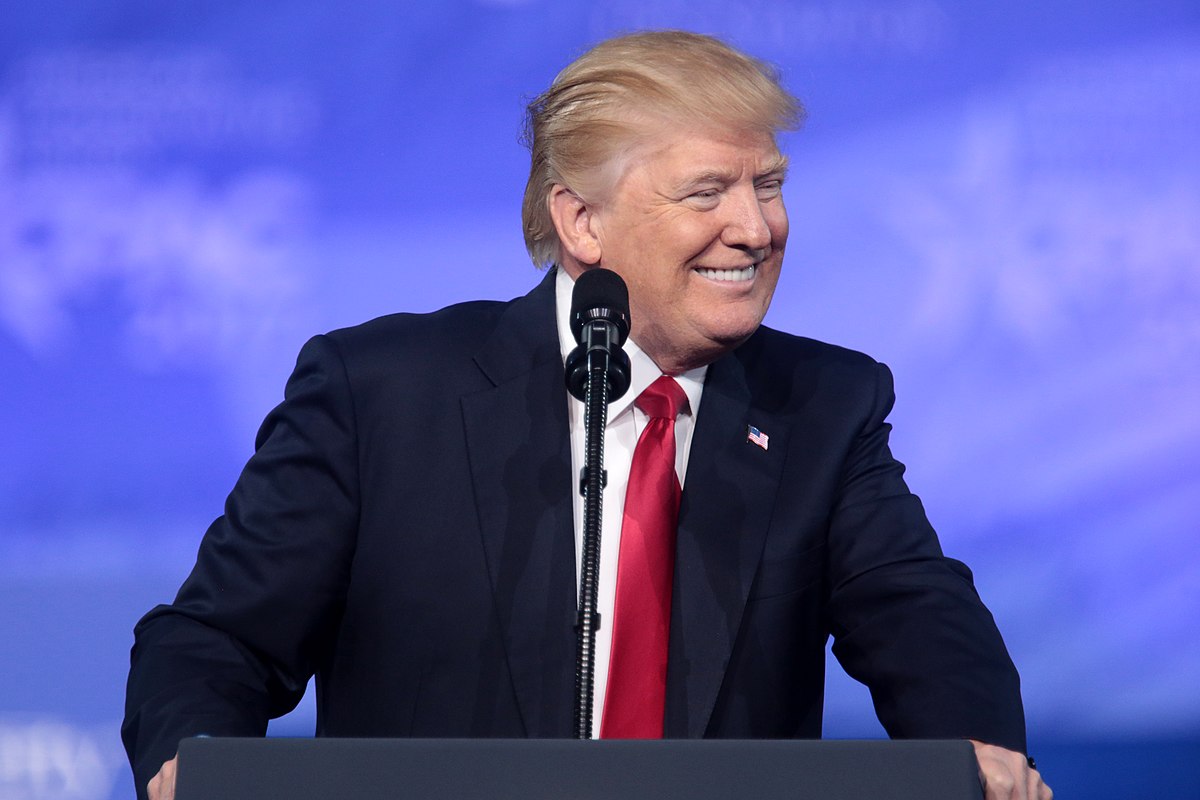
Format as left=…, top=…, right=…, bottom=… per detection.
left=124, top=31, right=1050, bottom=800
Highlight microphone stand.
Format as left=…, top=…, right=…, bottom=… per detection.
left=573, top=329, right=612, bottom=740
left=565, top=268, right=630, bottom=740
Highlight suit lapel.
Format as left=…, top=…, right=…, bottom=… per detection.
left=460, top=272, right=577, bottom=737
left=665, top=346, right=791, bottom=738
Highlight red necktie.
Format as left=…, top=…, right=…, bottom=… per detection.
left=601, top=375, right=689, bottom=739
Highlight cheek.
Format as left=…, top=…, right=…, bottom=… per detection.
left=767, top=204, right=789, bottom=247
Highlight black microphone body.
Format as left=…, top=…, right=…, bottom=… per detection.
left=565, top=269, right=632, bottom=402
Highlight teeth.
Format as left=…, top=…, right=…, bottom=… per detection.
left=696, top=265, right=756, bottom=282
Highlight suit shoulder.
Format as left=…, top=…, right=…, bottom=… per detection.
left=743, top=326, right=884, bottom=379
left=732, top=326, right=893, bottom=418
left=323, top=298, right=507, bottom=357
left=274, top=298, right=514, bottom=398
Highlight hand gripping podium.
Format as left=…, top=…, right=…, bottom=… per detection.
left=174, top=737, right=984, bottom=800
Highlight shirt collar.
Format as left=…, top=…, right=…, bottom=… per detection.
left=555, top=267, right=706, bottom=423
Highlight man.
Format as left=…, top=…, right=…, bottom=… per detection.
left=124, top=31, right=1051, bottom=800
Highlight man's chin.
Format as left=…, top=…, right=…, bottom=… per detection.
left=682, top=326, right=762, bottom=369
left=711, top=328, right=759, bottom=353
left=706, top=313, right=767, bottom=349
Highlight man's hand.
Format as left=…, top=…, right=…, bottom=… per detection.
left=970, top=740, right=1052, bottom=800
left=147, top=754, right=178, bottom=800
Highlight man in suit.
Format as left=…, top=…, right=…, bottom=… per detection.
left=123, top=31, right=1051, bottom=800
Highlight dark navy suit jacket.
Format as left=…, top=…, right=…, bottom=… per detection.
left=123, top=270, right=1026, bottom=797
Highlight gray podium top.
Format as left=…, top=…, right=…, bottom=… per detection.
left=175, top=737, right=984, bottom=800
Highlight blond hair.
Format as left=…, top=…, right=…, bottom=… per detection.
left=521, top=30, right=804, bottom=268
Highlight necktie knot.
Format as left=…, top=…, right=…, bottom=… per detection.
left=636, top=375, right=688, bottom=420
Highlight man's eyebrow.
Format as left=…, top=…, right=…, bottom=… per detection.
left=672, top=155, right=791, bottom=193
left=673, top=169, right=737, bottom=192
left=758, top=154, right=790, bottom=179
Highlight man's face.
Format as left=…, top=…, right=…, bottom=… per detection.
left=582, top=127, right=789, bottom=373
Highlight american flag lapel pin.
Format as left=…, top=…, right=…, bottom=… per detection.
left=746, top=425, right=769, bottom=451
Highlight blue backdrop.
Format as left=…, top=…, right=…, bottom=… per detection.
left=2, top=2, right=1198, bottom=798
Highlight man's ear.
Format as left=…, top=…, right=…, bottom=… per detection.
left=548, top=184, right=602, bottom=267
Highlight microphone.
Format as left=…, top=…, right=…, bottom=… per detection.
left=565, top=269, right=632, bottom=402
left=564, top=267, right=632, bottom=738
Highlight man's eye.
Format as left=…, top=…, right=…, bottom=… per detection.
left=690, top=189, right=720, bottom=199
left=755, top=181, right=782, bottom=198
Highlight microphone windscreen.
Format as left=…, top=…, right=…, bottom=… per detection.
left=570, top=268, right=630, bottom=344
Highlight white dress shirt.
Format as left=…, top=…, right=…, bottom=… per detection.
left=555, top=268, right=707, bottom=737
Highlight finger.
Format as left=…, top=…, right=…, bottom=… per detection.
left=980, top=763, right=1017, bottom=800
left=1007, top=751, right=1034, bottom=800
left=147, top=755, right=178, bottom=800
left=1033, top=770, right=1053, bottom=800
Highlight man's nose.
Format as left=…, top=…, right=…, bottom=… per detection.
left=721, top=186, right=772, bottom=251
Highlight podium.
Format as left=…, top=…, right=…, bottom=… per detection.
left=174, top=737, right=984, bottom=800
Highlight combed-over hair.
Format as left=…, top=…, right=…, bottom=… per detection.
left=521, top=30, right=804, bottom=268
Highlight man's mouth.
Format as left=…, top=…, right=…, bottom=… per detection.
left=695, top=264, right=757, bottom=282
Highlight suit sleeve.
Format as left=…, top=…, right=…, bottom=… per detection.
left=825, top=362, right=1027, bottom=753
left=121, top=334, right=361, bottom=798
